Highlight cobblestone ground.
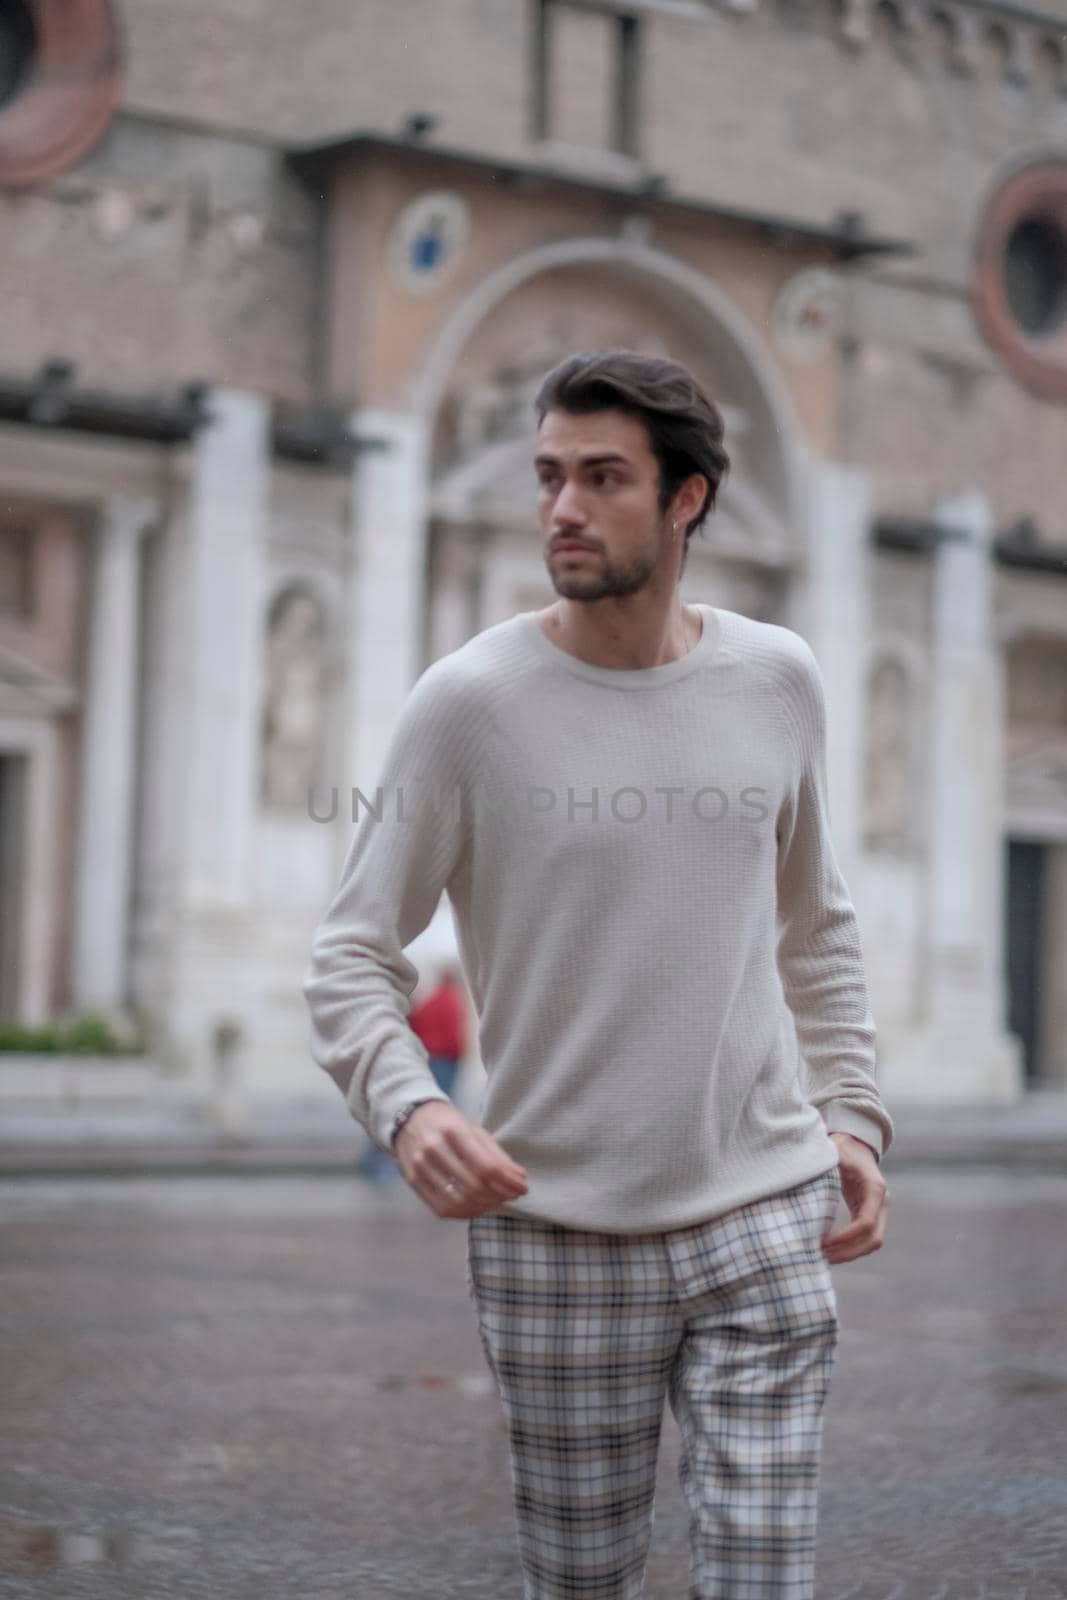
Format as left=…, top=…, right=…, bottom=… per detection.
left=1, top=1166, right=1066, bottom=1600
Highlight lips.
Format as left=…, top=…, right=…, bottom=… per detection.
left=552, top=542, right=597, bottom=555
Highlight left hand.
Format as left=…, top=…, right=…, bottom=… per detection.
left=822, top=1132, right=889, bottom=1265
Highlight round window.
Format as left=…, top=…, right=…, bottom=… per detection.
left=1003, top=217, right=1067, bottom=337
left=974, top=160, right=1067, bottom=403
left=0, top=1, right=36, bottom=111
left=0, top=0, right=123, bottom=189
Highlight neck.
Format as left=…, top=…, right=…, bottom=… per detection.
left=539, top=597, right=700, bottom=671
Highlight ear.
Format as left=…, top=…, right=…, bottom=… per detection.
left=673, top=471, right=710, bottom=531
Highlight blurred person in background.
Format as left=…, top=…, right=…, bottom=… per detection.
left=407, top=961, right=468, bottom=1103
left=356, top=962, right=468, bottom=1183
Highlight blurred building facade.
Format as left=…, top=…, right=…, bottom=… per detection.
left=1, top=0, right=1066, bottom=1112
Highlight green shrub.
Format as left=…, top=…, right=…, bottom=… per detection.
left=0, top=1021, right=63, bottom=1053
left=0, top=1014, right=149, bottom=1055
left=62, top=1014, right=119, bottom=1054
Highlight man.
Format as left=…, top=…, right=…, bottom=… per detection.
left=304, top=349, right=892, bottom=1599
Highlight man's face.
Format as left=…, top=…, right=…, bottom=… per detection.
left=534, top=408, right=675, bottom=602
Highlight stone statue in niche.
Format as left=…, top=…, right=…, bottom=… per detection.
left=261, top=586, right=325, bottom=809
left=863, top=656, right=911, bottom=848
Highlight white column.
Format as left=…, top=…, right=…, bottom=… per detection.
left=0, top=717, right=60, bottom=1024
left=899, top=492, right=1022, bottom=1102
left=72, top=496, right=156, bottom=1012
left=182, top=388, right=269, bottom=906
left=157, top=390, right=268, bottom=1108
left=429, top=522, right=479, bottom=660
left=787, top=454, right=872, bottom=885
left=347, top=411, right=429, bottom=798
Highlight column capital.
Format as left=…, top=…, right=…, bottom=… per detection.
left=100, top=493, right=161, bottom=543
left=933, top=491, right=995, bottom=551
left=196, top=386, right=271, bottom=438
left=930, top=491, right=996, bottom=658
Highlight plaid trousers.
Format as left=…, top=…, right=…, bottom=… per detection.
left=465, top=1166, right=843, bottom=1600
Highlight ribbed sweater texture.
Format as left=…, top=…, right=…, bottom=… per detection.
left=303, top=604, right=893, bottom=1233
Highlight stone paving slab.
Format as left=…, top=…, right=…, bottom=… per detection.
left=1, top=1167, right=1066, bottom=1598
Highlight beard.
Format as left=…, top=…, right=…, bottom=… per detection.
left=544, top=516, right=679, bottom=602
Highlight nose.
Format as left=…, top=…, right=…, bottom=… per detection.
left=550, top=478, right=588, bottom=530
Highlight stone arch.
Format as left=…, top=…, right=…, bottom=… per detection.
left=411, top=235, right=809, bottom=638
left=410, top=234, right=807, bottom=535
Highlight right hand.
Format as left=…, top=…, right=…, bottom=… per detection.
left=393, top=1101, right=529, bottom=1220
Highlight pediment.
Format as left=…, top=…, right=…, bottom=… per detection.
left=0, top=648, right=79, bottom=716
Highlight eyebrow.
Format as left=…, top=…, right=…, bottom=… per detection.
left=533, top=452, right=632, bottom=469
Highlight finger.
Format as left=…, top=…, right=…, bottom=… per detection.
left=427, top=1158, right=520, bottom=1216
left=823, top=1199, right=888, bottom=1256
left=425, top=1170, right=472, bottom=1217
left=469, top=1151, right=527, bottom=1196
left=421, top=1132, right=522, bottom=1199
left=470, top=1127, right=528, bottom=1183
left=823, top=1220, right=879, bottom=1253
left=824, top=1181, right=886, bottom=1242
left=823, top=1217, right=872, bottom=1249
left=483, top=1152, right=528, bottom=1191
left=449, top=1152, right=524, bottom=1202
left=823, top=1223, right=880, bottom=1257
left=459, top=1133, right=528, bottom=1195
left=825, top=1213, right=887, bottom=1256
left=825, top=1238, right=882, bottom=1264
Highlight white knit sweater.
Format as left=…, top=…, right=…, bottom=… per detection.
left=303, top=604, right=893, bottom=1233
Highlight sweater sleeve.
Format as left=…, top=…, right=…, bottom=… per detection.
left=302, top=662, right=477, bottom=1152
left=774, top=640, right=894, bottom=1160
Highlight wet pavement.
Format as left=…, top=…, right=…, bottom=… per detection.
left=1, top=1165, right=1066, bottom=1599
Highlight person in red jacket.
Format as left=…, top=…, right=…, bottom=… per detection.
left=357, top=964, right=469, bottom=1183
left=407, top=964, right=469, bottom=1101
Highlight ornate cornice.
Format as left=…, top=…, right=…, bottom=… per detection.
left=711, top=0, right=1067, bottom=89
left=872, top=513, right=1067, bottom=574
left=288, top=132, right=914, bottom=261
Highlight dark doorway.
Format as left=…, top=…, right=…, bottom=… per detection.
left=1004, top=838, right=1047, bottom=1084
left=0, top=752, right=28, bottom=1017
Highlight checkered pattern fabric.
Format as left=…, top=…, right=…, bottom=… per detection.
left=465, top=1167, right=843, bottom=1599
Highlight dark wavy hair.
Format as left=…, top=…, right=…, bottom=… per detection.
left=533, top=349, right=730, bottom=563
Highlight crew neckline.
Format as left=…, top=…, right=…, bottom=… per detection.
left=518, top=603, right=722, bottom=689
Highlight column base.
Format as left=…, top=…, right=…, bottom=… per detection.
left=878, top=1022, right=1024, bottom=1105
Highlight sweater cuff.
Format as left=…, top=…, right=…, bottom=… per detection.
left=371, top=1083, right=453, bottom=1154
left=820, top=1103, right=885, bottom=1161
